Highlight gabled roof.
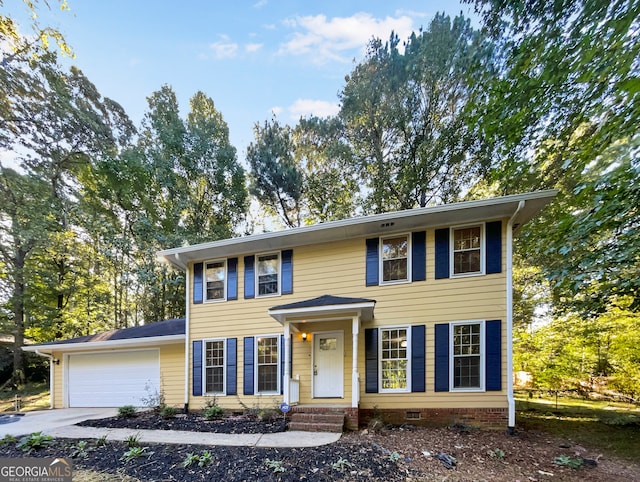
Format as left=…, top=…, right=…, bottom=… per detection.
left=22, top=318, right=185, bottom=353
left=158, top=190, right=557, bottom=270
left=269, top=295, right=376, bottom=324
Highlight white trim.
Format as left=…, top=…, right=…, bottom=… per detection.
left=64, top=347, right=160, bottom=408
left=202, top=338, right=227, bottom=396
left=255, top=251, right=282, bottom=298
left=203, top=258, right=228, bottom=303
left=268, top=301, right=375, bottom=324
left=255, top=334, right=281, bottom=395
left=378, top=325, right=411, bottom=393
left=449, top=320, right=486, bottom=392
left=23, top=334, right=185, bottom=354
left=450, top=223, right=486, bottom=278
left=379, top=233, right=412, bottom=285
left=184, top=268, right=190, bottom=408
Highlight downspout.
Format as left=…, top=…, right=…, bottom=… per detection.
left=183, top=259, right=190, bottom=413
left=34, top=350, right=55, bottom=409
left=506, top=200, right=525, bottom=434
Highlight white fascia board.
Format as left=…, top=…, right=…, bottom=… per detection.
left=268, top=301, right=376, bottom=324
left=157, top=191, right=557, bottom=268
left=22, top=334, right=185, bottom=354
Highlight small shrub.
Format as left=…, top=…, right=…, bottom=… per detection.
left=389, top=451, right=402, bottom=463
left=118, top=405, right=137, bottom=418
left=182, top=453, right=200, bottom=468
left=182, top=450, right=214, bottom=468
left=17, top=432, right=53, bottom=452
left=121, top=446, right=153, bottom=462
left=198, top=450, right=213, bottom=467
left=126, top=434, right=140, bottom=448
left=140, top=382, right=166, bottom=411
left=331, top=458, right=354, bottom=473
left=0, top=435, right=16, bottom=445
left=95, top=435, right=108, bottom=447
left=554, top=455, right=584, bottom=469
left=265, top=458, right=286, bottom=473
left=70, top=440, right=91, bottom=459
left=203, top=404, right=224, bottom=420
left=160, top=406, right=177, bottom=419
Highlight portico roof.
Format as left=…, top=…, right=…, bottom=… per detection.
left=268, top=295, right=376, bottom=324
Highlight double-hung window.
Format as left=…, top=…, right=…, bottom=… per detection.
left=451, top=321, right=484, bottom=390
left=451, top=225, right=483, bottom=276
left=256, top=336, right=279, bottom=393
left=380, top=327, right=410, bottom=392
left=256, top=253, right=280, bottom=297
left=204, top=339, right=225, bottom=394
left=205, top=260, right=226, bottom=301
left=381, top=235, right=410, bottom=283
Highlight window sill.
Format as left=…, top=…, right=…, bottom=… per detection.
left=450, top=271, right=485, bottom=279
left=449, top=387, right=485, bottom=393
left=204, top=298, right=227, bottom=303
left=379, top=279, right=411, bottom=286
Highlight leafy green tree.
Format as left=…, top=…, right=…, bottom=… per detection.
left=340, top=14, right=496, bottom=213
left=247, top=117, right=303, bottom=228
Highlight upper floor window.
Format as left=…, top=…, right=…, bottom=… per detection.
left=451, top=321, right=484, bottom=391
left=257, top=253, right=280, bottom=296
left=381, top=235, right=410, bottom=283
left=256, top=336, right=279, bottom=393
left=205, top=260, right=226, bottom=301
left=451, top=225, right=484, bottom=276
left=380, top=327, right=410, bottom=392
left=204, top=339, right=225, bottom=394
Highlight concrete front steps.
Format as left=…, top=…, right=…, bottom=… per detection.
left=288, top=406, right=347, bottom=432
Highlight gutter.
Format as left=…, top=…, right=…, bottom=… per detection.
left=184, top=267, right=190, bottom=412
left=34, top=350, right=55, bottom=409
left=506, top=200, right=525, bottom=434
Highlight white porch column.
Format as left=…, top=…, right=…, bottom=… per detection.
left=283, top=320, right=291, bottom=405
left=352, top=315, right=360, bottom=408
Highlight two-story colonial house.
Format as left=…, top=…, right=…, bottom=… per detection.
left=25, top=191, right=556, bottom=431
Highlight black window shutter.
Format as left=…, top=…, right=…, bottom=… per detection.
left=434, top=229, right=450, bottom=279
left=411, top=325, right=426, bottom=392
left=280, top=334, right=285, bottom=395
left=485, top=320, right=502, bottom=391
left=226, top=338, right=237, bottom=395
left=243, top=336, right=254, bottom=395
left=434, top=324, right=449, bottom=392
left=281, top=250, right=293, bottom=295
left=192, top=340, right=203, bottom=396
left=227, top=258, right=238, bottom=300
left=412, top=231, right=426, bottom=282
left=486, top=221, right=502, bottom=274
left=365, top=328, right=378, bottom=393
left=193, top=263, right=203, bottom=304
left=244, top=256, right=255, bottom=299
left=365, top=238, right=379, bottom=286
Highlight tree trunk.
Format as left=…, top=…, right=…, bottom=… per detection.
left=12, top=249, right=26, bottom=388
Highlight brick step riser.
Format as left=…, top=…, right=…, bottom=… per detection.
left=289, top=422, right=343, bottom=433
left=290, top=414, right=345, bottom=424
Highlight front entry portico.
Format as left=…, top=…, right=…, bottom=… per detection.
left=268, top=295, right=376, bottom=409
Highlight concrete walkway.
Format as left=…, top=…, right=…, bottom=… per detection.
left=0, top=408, right=341, bottom=448
left=45, top=425, right=341, bottom=448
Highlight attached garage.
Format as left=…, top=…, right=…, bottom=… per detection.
left=23, top=318, right=186, bottom=409
left=67, top=350, right=160, bottom=407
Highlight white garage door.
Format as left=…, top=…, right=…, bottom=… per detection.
left=68, top=350, right=160, bottom=407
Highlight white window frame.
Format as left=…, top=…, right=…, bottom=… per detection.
left=255, top=334, right=280, bottom=394
left=379, top=233, right=412, bottom=285
left=203, top=338, right=226, bottom=396
left=378, top=325, right=411, bottom=393
left=255, top=252, right=281, bottom=298
left=449, top=320, right=485, bottom=392
left=450, top=223, right=485, bottom=278
left=204, top=259, right=227, bottom=302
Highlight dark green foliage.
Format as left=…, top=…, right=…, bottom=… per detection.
left=117, top=405, right=137, bottom=418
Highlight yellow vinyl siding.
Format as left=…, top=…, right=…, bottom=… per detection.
left=188, top=221, right=509, bottom=411
left=160, top=343, right=185, bottom=407
left=51, top=350, right=63, bottom=408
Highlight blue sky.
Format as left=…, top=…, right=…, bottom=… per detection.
left=7, top=0, right=477, bottom=162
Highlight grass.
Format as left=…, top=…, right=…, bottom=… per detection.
left=516, top=393, right=640, bottom=461
left=73, top=469, right=140, bottom=481
left=0, top=382, right=50, bottom=412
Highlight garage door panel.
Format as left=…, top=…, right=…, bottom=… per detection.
left=68, top=350, right=160, bottom=407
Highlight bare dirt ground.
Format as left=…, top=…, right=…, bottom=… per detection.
left=2, top=412, right=639, bottom=481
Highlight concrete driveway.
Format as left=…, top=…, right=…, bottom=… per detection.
left=0, top=408, right=118, bottom=437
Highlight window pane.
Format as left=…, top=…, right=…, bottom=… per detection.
left=453, top=323, right=482, bottom=388
left=454, top=227, right=480, bottom=250
left=257, top=254, right=279, bottom=295
left=205, top=261, right=226, bottom=300
left=382, top=360, right=407, bottom=389
left=454, top=356, right=481, bottom=388
left=205, top=340, right=224, bottom=393
left=257, top=337, right=278, bottom=392
left=453, top=227, right=481, bottom=274
left=380, top=328, right=408, bottom=390
left=382, top=236, right=408, bottom=282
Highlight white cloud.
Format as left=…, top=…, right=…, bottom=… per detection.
left=209, top=35, right=238, bottom=59
left=280, top=12, right=415, bottom=63
left=288, top=99, right=340, bottom=120
left=245, top=43, right=263, bottom=53
left=253, top=0, right=268, bottom=8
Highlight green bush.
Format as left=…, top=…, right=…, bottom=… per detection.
left=118, top=405, right=137, bottom=418
left=17, top=432, right=53, bottom=452
left=160, top=406, right=177, bottom=419
left=203, top=404, right=224, bottom=420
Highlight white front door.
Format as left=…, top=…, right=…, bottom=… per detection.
left=313, top=331, right=344, bottom=398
